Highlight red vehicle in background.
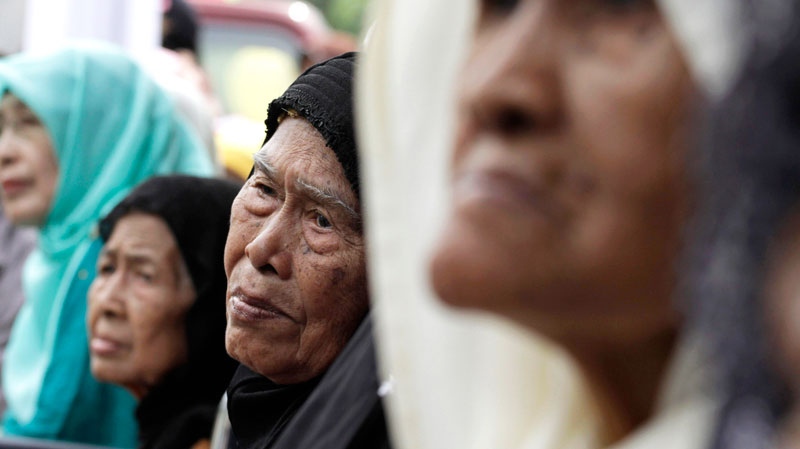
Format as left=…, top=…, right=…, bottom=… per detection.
left=186, top=0, right=357, bottom=179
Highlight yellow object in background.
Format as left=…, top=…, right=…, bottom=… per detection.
left=215, top=115, right=265, bottom=181
left=225, top=46, right=299, bottom=123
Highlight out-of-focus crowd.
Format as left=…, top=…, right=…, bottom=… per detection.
left=0, top=1, right=798, bottom=449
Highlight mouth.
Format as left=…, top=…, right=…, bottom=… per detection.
left=452, top=169, right=561, bottom=221
left=0, top=178, right=29, bottom=198
left=228, top=288, right=294, bottom=324
left=89, top=335, right=127, bottom=357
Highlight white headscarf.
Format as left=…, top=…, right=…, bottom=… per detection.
left=357, top=1, right=744, bottom=448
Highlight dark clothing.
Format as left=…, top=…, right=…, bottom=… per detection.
left=136, top=366, right=221, bottom=449
left=227, top=367, right=321, bottom=449
left=228, top=315, right=391, bottom=449
left=101, top=176, right=242, bottom=449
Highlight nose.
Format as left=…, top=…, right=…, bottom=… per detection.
left=90, top=272, right=127, bottom=320
left=0, top=130, right=20, bottom=168
left=459, top=3, right=562, bottom=139
left=244, top=208, right=293, bottom=280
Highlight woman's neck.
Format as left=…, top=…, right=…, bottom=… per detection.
left=565, top=327, right=678, bottom=445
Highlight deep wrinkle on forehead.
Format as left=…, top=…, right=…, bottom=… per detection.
left=252, top=150, right=360, bottom=223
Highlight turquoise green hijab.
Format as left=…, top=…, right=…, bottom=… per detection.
left=0, top=42, right=213, bottom=447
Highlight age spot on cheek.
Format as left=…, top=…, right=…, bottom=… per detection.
left=331, top=268, right=345, bottom=285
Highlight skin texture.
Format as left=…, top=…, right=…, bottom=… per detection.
left=224, top=117, right=368, bottom=385
left=0, top=94, right=59, bottom=226
left=88, top=213, right=196, bottom=399
left=429, top=0, right=694, bottom=441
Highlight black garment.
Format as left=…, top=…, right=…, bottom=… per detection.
left=227, top=315, right=391, bottom=449
left=162, top=0, right=198, bottom=53
left=227, top=367, right=321, bottom=449
left=272, top=314, right=391, bottom=449
left=136, top=366, right=220, bottom=449
left=100, top=175, right=242, bottom=449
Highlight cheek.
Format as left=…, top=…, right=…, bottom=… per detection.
left=130, top=305, right=187, bottom=369
left=224, top=203, right=259, bottom=274
left=568, top=31, right=690, bottom=164
left=302, top=252, right=368, bottom=319
left=302, top=231, right=340, bottom=255
left=86, top=282, right=102, bottom=326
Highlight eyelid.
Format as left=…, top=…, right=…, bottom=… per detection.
left=481, top=0, right=519, bottom=16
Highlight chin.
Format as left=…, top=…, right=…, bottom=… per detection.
left=4, top=210, right=40, bottom=227
left=90, top=360, right=122, bottom=385
left=430, top=233, right=503, bottom=312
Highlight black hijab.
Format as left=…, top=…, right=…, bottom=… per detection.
left=99, top=175, right=241, bottom=449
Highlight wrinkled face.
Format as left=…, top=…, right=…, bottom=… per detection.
left=88, top=213, right=195, bottom=398
left=430, top=0, right=693, bottom=344
left=0, top=94, right=58, bottom=226
left=224, top=117, right=368, bottom=385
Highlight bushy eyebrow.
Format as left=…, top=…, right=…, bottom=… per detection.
left=252, top=151, right=361, bottom=224
left=253, top=151, right=278, bottom=180
left=294, top=178, right=360, bottom=223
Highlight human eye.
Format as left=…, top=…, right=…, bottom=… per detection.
left=135, top=270, right=155, bottom=284
left=97, top=260, right=115, bottom=276
left=248, top=173, right=281, bottom=200
left=582, top=0, right=655, bottom=15
left=481, top=0, right=519, bottom=16
left=254, top=180, right=277, bottom=197
left=604, top=0, right=649, bottom=7
left=315, top=212, right=333, bottom=230
left=19, top=113, right=41, bottom=128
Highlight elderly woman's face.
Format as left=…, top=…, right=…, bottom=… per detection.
left=88, top=212, right=195, bottom=398
left=224, top=117, right=368, bottom=385
left=430, top=0, right=693, bottom=343
left=0, top=94, right=58, bottom=226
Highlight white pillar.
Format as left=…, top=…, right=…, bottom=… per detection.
left=0, top=0, right=27, bottom=54
left=22, top=0, right=162, bottom=56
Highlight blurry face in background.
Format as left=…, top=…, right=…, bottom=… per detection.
left=224, top=117, right=368, bottom=385
left=764, top=210, right=800, bottom=397
left=430, top=0, right=694, bottom=345
left=0, top=93, right=58, bottom=226
left=88, top=213, right=196, bottom=398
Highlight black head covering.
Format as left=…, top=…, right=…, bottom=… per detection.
left=99, top=175, right=241, bottom=449
left=162, top=0, right=198, bottom=54
left=263, top=52, right=360, bottom=198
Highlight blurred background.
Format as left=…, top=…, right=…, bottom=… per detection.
left=0, top=0, right=366, bottom=180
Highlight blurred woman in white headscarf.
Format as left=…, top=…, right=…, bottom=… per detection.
left=358, top=1, right=745, bottom=448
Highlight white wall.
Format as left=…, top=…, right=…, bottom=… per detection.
left=22, top=0, right=161, bottom=56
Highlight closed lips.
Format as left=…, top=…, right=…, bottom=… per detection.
left=453, top=170, right=561, bottom=220
left=229, top=289, right=294, bottom=322
left=90, top=335, right=126, bottom=356
left=0, top=178, right=28, bottom=196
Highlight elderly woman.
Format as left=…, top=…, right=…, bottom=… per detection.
left=358, top=1, right=745, bottom=448
left=224, top=52, right=389, bottom=449
left=0, top=43, right=213, bottom=447
left=88, top=175, right=239, bottom=449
